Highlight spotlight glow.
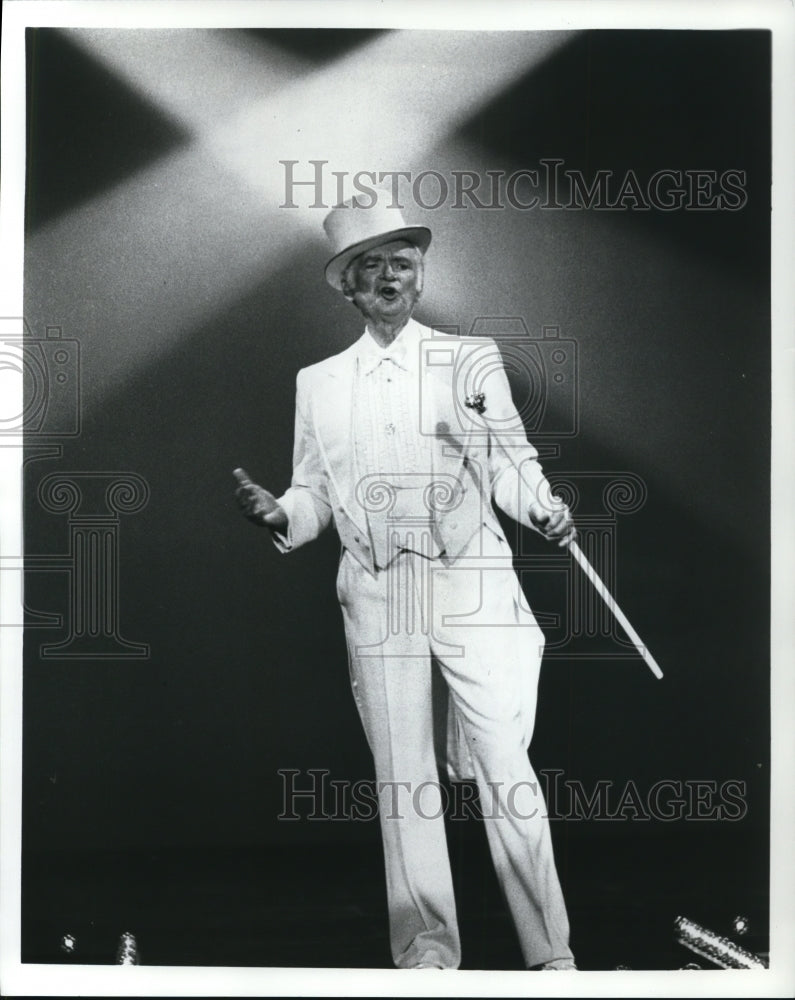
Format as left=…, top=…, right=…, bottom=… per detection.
left=25, top=29, right=573, bottom=411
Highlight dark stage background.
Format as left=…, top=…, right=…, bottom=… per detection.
left=21, top=28, right=770, bottom=969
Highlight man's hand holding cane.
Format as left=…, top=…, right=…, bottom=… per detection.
left=528, top=499, right=577, bottom=548
left=464, top=390, right=663, bottom=680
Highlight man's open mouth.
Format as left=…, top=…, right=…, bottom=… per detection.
left=379, top=287, right=398, bottom=300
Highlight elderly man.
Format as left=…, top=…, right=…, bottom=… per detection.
left=236, top=192, right=577, bottom=971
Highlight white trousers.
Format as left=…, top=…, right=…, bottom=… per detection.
left=336, top=527, right=573, bottom=969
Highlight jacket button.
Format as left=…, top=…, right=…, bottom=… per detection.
left=354, top=536, right=360, bottom=543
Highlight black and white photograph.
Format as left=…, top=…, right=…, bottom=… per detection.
left=1, top=0, right=793, bottom=995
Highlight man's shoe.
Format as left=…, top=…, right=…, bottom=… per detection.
left=530, top=958, right=578, bottom=970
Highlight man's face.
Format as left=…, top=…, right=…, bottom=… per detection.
left=342, top=240, right=424, bottom=327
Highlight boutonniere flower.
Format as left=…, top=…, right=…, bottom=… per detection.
left=464, top=391, right=486, bottom=415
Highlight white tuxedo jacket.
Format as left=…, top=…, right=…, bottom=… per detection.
left=274, top=320, right=551, bottom=574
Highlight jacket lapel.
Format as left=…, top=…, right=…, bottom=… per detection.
left=309, top=342, right=367, bottom=535
left=420, top=333, right=477, bottom=480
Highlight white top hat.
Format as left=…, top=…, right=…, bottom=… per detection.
left=323, top=187, right=431, bottom=290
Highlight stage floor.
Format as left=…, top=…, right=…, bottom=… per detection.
left=20, top=820, right=768, bottom=971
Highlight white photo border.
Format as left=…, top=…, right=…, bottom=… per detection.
left=1, top=1, right=793, bottom=996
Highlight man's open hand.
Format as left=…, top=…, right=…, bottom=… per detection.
left=233, top=468, right=288, bottom=532
left=528, top=498, right=577, bottom=548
